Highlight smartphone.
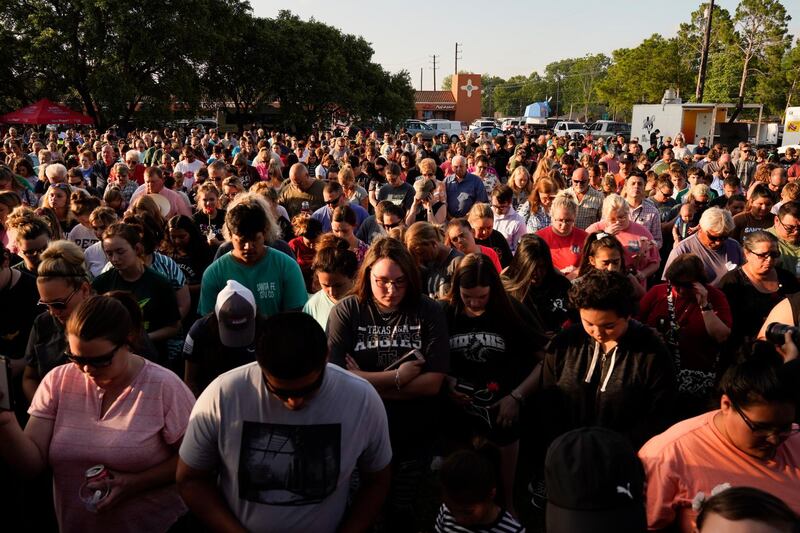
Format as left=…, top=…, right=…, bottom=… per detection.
left=0, top=356, right=13, bottom=411
left=383, top=349, right=424, bottom=371
left=454, top=381, right=476, bottom=395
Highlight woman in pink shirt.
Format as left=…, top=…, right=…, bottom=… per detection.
left=0, top=295, right=195, bottom=532
left=586, top=193, right=660, bottom=284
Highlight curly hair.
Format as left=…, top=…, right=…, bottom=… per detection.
left=569, top=269, right=635, bottom=317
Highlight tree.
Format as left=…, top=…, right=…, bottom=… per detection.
left=728, top=0, right=791, bottom=121
left=596, top=35, right=695, bottom=120
left=784, top=39, right=800, bottom=110
left=677, top=3, right=739, bottom=103
left=0, top=0, right=246, bottom=128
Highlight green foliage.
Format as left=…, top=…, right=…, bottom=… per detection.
left=596, top=35, right=695, bottom=120
left=0, top=3, right=414, bottom=132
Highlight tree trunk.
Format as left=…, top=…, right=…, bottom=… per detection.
left=76, top=85, right=101, bottom=129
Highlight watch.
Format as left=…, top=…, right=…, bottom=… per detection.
left=700, top=302, right=713, bottom=312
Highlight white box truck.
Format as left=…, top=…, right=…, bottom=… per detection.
left=630, top=103, right=726, bottom=150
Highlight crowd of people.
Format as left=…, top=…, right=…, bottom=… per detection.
left=0, top=123, right=799, bottom=532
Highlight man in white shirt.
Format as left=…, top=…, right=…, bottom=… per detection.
left=177, top=312, right=392, bottom=533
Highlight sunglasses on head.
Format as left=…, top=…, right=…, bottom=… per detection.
left=65, top=344, right=120, bottom=368
left=264, top=369, right=325, bottom=400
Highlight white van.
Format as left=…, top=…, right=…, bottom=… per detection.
left=426, top=120, right=463, bottom=142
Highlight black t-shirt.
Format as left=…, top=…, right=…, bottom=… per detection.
left=523, top=273, right=574, bottom=334
left=92, top=267, right=181, bottom=361
left=412, top=201, right=446, bottom=223
left=476, top=230, right=513, bottom=268
left=0, top=271, right=40, bottom=359
left=183, top=313, right=265, bottom=393
left=327, top=294, right=450, bottom=455
left=421, top=248, right=464, bottom=299
left=193, top=209, right=226, bottom=239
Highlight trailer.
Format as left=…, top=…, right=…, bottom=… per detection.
left=631, top=92, right=764, bottom=150
left=784, top=107, right=800, bottom=148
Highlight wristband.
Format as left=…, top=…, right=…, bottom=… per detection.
left=395, top=368, right=402, bottom=391
left=510, top=390, right=524, bottom=404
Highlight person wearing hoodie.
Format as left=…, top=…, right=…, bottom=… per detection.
left=539, top=268, right=677, bottom=449
left=489, top=185, right=527, bottom=254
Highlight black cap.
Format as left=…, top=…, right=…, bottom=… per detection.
left=619, top=153, right=635, bottom=164
left=545, top=427, right=647, bottom=533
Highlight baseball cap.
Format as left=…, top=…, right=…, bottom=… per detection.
left=619, top=153, right=635, bottom=164
left=545, top=427, right=647, bottom=533
left=414, top=177, right=436, bottom=199
left=214, top=280, right=257, bottom=348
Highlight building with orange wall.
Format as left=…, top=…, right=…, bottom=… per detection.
left=414, top=73, right=482, bottom=125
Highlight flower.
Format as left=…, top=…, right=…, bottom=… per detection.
left=486, top=381, right=500, bottom=393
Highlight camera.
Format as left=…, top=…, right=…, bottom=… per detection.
left=765, top=322, right=800, bottom=346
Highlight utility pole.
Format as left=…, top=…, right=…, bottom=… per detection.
left=420, top=68, right=423, bottom=91
left=695, top=0, right=714, bottom=103
left=430, top=55, right=439, bottom=90
left=454, top=43, right=462, bottom=74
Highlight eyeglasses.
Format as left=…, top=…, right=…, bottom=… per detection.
left=747, top=248, right=780, bottom=260
left=264, top=368, right=325, bottom=400
left=324, top=196, right=341, bottom=206
left=572, top=179, right=587, bottom=185
left=732, top=400, right=799, bottom=439
left=491, top=203, right=511, bottom=210
left=372, top=274, right=407, bottom=289
left=65, top=344, right=120, bottom=368
left=38, top=287, right=80, bottom=311
left=382, top=221, right=400, bottom=230
left=777, top=218, right=800, bottom=234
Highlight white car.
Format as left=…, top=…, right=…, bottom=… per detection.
left=426, top=120, right=463, bottom=143
left=778, top=144, right=800, bottom=155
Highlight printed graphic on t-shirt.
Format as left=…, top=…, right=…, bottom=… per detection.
left=354, top=324, right=422, bottom=368
left=238, top=422, right=341, bottom=506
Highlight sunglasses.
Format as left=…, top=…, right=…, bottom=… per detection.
left=264, top=369, right=325, bottom=400
left=65, top=344, right=120, bottom=368
left=383, top=221, right=400, bottom=230
left=324, top=197, right=341, bottom=206
left=747, top=249, right=780, bottom=260
left=705, top=232, right=727, bottom=243
left=38, top=287, right=80, bottom=310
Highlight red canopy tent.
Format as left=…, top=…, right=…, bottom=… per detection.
left=0, top=98, right=94, bottom=125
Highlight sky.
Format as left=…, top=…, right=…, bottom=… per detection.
left=252, top=0, right=800, bottom=90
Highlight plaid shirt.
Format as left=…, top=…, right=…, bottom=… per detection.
left=574, top=187, right=604, bottom=230
left=629, top=198, right=663, bottom=249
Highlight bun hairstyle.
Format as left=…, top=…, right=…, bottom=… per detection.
left=6, top=205, right=51, bottom=240
left=66, top=294, right=132, bottom=347
left=121, top=212, right=164, bottom=255
left=312, top=234, right=358, bottom=279
left=102, top=222, right=145, bottom=257
left=36, top=240, right=90, bottom=287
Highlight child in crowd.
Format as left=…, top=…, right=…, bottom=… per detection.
left=435, top=449, right=524, bottom=533
left=287, top=215, right=323, bottom=292
left=672, top=203, right=696, bottom=245
left=66, top=191, right=101, bottom=251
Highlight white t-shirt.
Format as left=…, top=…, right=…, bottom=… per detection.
left=84, top=240, right=107, bottom=278
left=173, top=159, right=205, bottom=188
left=179, top=362, right=392, bottom=533
left=67, top=223, right=98, bottom=251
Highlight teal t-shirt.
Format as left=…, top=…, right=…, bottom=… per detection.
left=198, top=249, right=308, bottom=316
left=302, top=289, right=337, bottom=330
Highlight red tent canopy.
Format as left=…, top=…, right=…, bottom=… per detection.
left=0, top=98, right=94, bottom=125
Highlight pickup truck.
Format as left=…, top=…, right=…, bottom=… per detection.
left=552, top=121, right=587, bottom=138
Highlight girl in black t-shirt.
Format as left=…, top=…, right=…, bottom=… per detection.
left=192, top=182, right=226, bottom=249
left=165, top=215, right=213, bottom=330
left=443, top=253, right=546, bottom=515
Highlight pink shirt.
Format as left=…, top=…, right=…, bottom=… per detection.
left=29, top=359, right=195, bottom=532
left=639, top=411, right=800, bottom=532
left=585, top=219, right=659, bottom=273
left=130, top=186, right=192, bottom=218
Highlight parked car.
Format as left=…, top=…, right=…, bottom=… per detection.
left=553, top=121, right=587, bottom=138
left=586, top=120, right=631, bottom=140
left=501, top=117, right=525, bottom=131
left=469, top=125, right=503, bottom=138
left=403, top=119, right=438, bottom=140
left=426, top=120, right=463, bottom=143
left=470, top=118, right=499, bottom=130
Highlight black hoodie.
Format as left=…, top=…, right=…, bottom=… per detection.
left=539, top=320, right=676, bottom=449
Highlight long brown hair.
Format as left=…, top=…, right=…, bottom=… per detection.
left=352, top=237, right=421, bottom=309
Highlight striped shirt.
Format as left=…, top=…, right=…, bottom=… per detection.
left=435, top=504, right=525, bottom=533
